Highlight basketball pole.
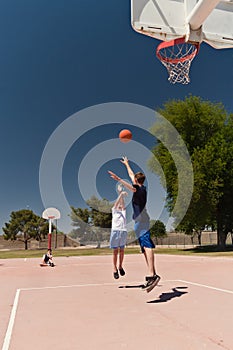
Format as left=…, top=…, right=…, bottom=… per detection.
left=186, top=0, right=221, bottom=31
left=55, top=219, right=57, bottom=249
left=42, top=208, right=60, bottom=251
left=48, top=218, right=53, bottom=250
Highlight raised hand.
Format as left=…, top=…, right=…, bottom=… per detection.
left=108, top=171, right=120, bottom=181
left=120, top=156, right=129, bottom=165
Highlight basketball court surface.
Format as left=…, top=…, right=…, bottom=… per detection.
left=1, top=253, right=233, bottom=350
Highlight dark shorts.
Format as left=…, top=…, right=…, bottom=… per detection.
left=134, top=221, right=155, bottom=253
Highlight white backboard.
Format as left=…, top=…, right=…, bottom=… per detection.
left=42, top=207, right=61, bottom=220
left=131, top=0, right=233, bottom=49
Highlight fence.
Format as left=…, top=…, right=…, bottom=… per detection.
left=151, top=231, right=233, bottom=248
left=1, top=231, right=232, bottom=250
left=0, top=233, right=79, bottom=251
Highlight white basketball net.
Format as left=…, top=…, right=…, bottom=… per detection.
left=156, top=39, right=199, bottom=84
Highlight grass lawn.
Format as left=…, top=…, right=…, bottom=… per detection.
left=0, top=245, right=233, bottom=259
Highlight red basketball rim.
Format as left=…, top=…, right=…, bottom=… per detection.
left=156, top=37, right=200, bottom=64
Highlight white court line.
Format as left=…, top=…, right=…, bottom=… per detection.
left=58, top=262, right=142, bottom=268
left=12, top=279, right=233, bottom=294
left=20, top=281, right=142, bottom=291
left=176, top=279, right=233, bottom=295
left=1, top=262, right=112, bottom=270
left=2, top=289, right=20, bottom=350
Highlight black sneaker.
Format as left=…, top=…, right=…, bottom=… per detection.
left=119, top=268, right=125, bottom=276
left=113, top=270, right=119, bottom=279
left=142, top=275, right=161, bottom=293
left=141, top=276, right=151, bottom=290
left=141, top=275, right=153, bottom=287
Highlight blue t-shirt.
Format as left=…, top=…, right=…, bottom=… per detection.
left=132, top=184, right=150, bottom=222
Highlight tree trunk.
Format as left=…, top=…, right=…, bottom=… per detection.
left=23, top=231, right=28, bottom=250
left=217, top=228, right=227, bottom=249
left=197, top=231, right=202, bottom=245
left=191, top=235, right=194, bottom=245
left=64, top=234, right=67, bottom=247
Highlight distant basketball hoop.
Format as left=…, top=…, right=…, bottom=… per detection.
left=42, top=208, right=61, bottom=250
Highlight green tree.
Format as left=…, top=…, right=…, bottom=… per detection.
left=69, top=207, right=91, bottom=241
left=2, top=209, right=49, bottom=250
left=149, top=96, right=233, bottom=248
left=175, top=221, right=205, bottom=246
left=150, top=220, right=167, bottom=244
left=216, top=113, right=233, bottom=245
left=70, top=196, right=112, bottom=247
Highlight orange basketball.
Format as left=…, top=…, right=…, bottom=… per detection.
left=119, top=129, right=132, bottom=143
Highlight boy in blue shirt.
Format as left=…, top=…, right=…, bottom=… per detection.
left=108, top=156, right=160, bottom=292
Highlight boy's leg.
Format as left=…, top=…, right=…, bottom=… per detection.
left=118, top=231, right=127, bottom=275
left=138, top=234, right=156, bottom=276
left=113, top=248, right=118, bottom=272
left=142, top=250, right=148, bottom=268
left=144, top=247, right=156, bottom=276
left=118, top=248, right=124, bottom=269
left=142, top=247, right=160, bottom=292
left=118, top=248, right=125, bottom=276
left=136, top=222, right=160, bottom=289
left=113, top=248, right=119, bottom=279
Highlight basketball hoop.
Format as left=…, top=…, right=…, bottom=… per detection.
left=42, top=208, right=61, bottom=250
left=156, top=37, right=200, bottom=84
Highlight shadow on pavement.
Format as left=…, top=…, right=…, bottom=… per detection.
left=147, top=286, right=188, bottom=303
left=118, top=283, right=145, bottom=289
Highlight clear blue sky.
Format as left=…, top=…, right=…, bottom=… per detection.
left=0, top=1, right=232, bottom=234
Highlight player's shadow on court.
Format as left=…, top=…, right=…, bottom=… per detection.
left=118, top=283, right=145, bottom=289
left=147, top=286, right=188, bottom=303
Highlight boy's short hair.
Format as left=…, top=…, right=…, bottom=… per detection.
left=135, top=172, right=146, bottom=185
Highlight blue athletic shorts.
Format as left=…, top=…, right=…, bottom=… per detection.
left=134, top=221, right=155, bottom=253
left=110, top=230, right=127, bottom=249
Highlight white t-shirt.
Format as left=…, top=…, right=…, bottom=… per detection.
left=111, top=208, right=127, bottom=231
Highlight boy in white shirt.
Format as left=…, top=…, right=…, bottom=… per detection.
left=110, top=185, right=128, bottom=279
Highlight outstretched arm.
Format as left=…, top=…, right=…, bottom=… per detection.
left=113, top=191, right=127, bottom=209
left=120, top=156, right=136, bottom=184
left=108, top=171, right=136, bottom=192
